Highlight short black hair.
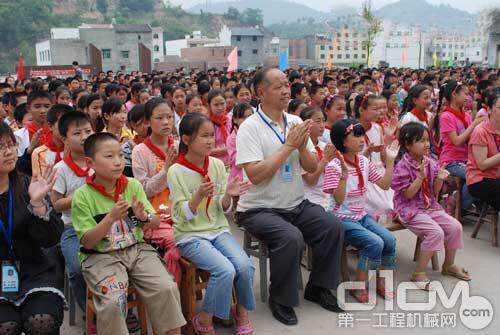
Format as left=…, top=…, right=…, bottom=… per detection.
left=253, top=66, right=275, bottom=92
left=144, top=97, right=169, bottom=120
left=14, top=103, right=28, bottom=124
left=58, top=111, right=91, bottom=138
left=47, top=104, right=74, bottom=125
left=197, top=80, right=211, bottom=95
left=27, top=90, right=51, bottom=105
left=84, top=132, right=119, bottom=158
left=128, top=104, right=146, bottom=124
left=399, top=122, right=427, bottom=151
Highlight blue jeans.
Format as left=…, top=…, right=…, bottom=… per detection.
left=178, top=232, right=256, bottom=320
left=60, top=226, right=87, bottom=311
left=446, top=162, right=474, bottom=209
left=342, top=215, right=396, bottom=271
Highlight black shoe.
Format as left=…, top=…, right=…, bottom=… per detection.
left=268, top=298, right=298, bottom=325
left=304, top=283, right=344, bottom=313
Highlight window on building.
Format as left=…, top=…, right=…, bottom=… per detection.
left=337, top=54, right=341, bottom=59
left=153, top=33, right=159, bottom=39
left=337, top=33, right=341, bottom=37
left=354, top=54, right=358, bottom=59
left=154, top=58, right=160, bottom=63
left=461, top=45, right=464, bottom=49
left=442, top=44, right=446, bottom=48
left=353, top=33, right=358, bottom=38
left=362, top=54, right=366, bottom=59
left=253, top=49, right=258, bottom=54
left=329, top=46, right=333, bottom=50
left=362, top=46, right=366, bottom=50
left=121, top=50, right=129, bottom=58
left=454, top=52, right=458, bottom=57
left=345, top=33, right=349, bottom=38
left=320, top=54, right=325, bottom=59
left=237, top=50, right=242, bottom=57
left=386, top=43, right=391, bottom=48
left=330, top=54, right=334, bottom=59
left=476, top=51, right=480, bottom=56
left=449, top=44, right=452, bottom=48
left=102, top=49, right=111, bottom=59
left=252, top=36, right=257, bottom=42
left=345, top=46, right=350, bottom=50
left=345, top=54, right=350, bottom=59
left=397, top=31, right=402, bottom=36
left=320, top=45, right=325, bottom=51
left=120, top=65, right=126, bottom=71
left=154, top=45, right=160, bottom=52
left=337, top=46, right=341, bottom=51
left=404, top=31, right=409, bottom=36
left=137, top=35, right=141, bottom=40
left=48, top=50, right=51, bottom=61
left=460, top=52, right=464, bottom=57
left=236, top=36, right=241, bottom=42
left=354, top=46, right=358, bottom=50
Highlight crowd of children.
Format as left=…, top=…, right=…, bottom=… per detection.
left=0, top=64, right=498, bottom=334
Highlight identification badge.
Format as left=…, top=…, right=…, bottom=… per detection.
left=281, top=162, right=293, bottom=183
left=1, top=262, right=19, bottom=293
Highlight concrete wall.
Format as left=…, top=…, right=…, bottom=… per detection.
left=50, top=28, right=79, bottom=40
left=181, top=46, right=233, bottom=61
left=165, top=39, right=187, bottom=57
left=50, top=39, right=87, bottom=66
left=487, top=33, right=500, bottom=68
left=36, top=40, right=51, bottom=66
left=231, top=35, right=264, bottom=70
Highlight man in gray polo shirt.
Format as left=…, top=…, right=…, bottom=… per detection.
left=236, top=67, right=344, bottom=326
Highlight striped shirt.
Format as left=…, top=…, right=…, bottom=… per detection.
left=323, top=155, right=382, bottom=220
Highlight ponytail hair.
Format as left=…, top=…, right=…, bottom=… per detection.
left=98, top=97, right=123, bottom=132
left=353, top=93, right=380, bottom=118
left=400, top=84, right=429, bottom=118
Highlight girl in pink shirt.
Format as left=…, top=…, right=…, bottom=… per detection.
left=392, top=122, right=469, bottom=290
left=467, top=88, right=500, bottom=210
left=436, top=80, right=485, bottom=211
left=208, top=89, right=231, bottom=166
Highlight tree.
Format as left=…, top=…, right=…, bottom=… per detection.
left=224, top=6, right=240, bottom=21
left=241, top=8, right=263, bottom=26
left=96, top=0, right=108, bottom=13
left=361, top=0, right=381, bottom=66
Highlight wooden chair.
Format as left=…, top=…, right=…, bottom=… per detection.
left=243, top=230, right=303, bottom=303
left=86, top=286, right=151, bottom=335
left=179, top=257, right=209, bottom=335
left=471, top=203, right=498, bottom=247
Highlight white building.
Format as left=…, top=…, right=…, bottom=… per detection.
left=165, top=30, right=221, bottom=57
left=372, top=22, right=430, bottom=69
left=152, top=27, right=164, bottom=63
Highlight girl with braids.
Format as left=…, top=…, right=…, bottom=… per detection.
left=436, top=81, right=486, bottom=212
left=321, top=95, right=346, bottom=144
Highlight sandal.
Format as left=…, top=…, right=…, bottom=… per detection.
left=411, top=271, right=433, bottom=291
left=376, top=277, right=395, bottom=300
left=231, top=306, right=254, bottom=335
left=442, top=264, right=471, bottom=281
left=349, top=289, right=373, bottom=304
left=192, top=313, right=217, bottom=335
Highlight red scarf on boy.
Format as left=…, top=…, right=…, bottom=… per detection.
left=86, top=174, right=129, bottom=202
left=342, top=154, right=365, bottom=191
left=143, top=136, right=174, bottom=161
left=45, top=135, right=64, bottom=164
left=26, top=121, right=52, bottom=145
left=315, top=145, right=323, bottom=161
left=63, top=152, right=90, bottom=177
left=209, top=113, right=229, bottom=143
left=176, top=154, right=212, bottom=219
left=442, top=106, right=469, bottom=128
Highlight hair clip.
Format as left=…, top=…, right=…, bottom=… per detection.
left=345, top=122, right=361, bottom=135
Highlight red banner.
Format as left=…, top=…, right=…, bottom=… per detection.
left=29, top=68, right=91, bottom=77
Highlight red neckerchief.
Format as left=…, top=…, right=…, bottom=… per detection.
left=404, top=154, right=431, bottom=206
left=86, top=174, right=128, bottom=202
left=315, top=144, right=323, bottom=161
left=209, top=112, right=229, bottom=143
left=403, top=85, right=411, bottom=92
left=133, top=135, right=144, bottom=145
left=410, top=108, right=429, bottom=126
left=26, top=122, right=51, bottom=145
left=63, top=152, right=89, bottom=177
left=176, top=154, right=212, bottom=219
left=325, top=125, right=332, bottom=130
left=363, top=122, right=373, bottom=147
left=342, top=154, right=364, bottom=190
left=45, top=134, right=64, bottom=163
left=143, top=136, right=174, bottom=161
left=443, top=106, right=469, bottom=128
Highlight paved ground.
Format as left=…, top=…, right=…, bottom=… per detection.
left=61, top=214, right=500, bottom=335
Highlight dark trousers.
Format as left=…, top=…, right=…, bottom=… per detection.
left=469, top=178, right=500, bottom=210
left=236, top=200, right=344, bottom=307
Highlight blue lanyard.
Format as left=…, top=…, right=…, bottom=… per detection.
left=0, top=189, right=14, bottom=259
left=256, top=107, right=288, bottom=144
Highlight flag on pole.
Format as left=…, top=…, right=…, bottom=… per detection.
left=401, top=48, right=407, bottom=67
left=279, top=48, right=289, bottom=71
left=227, top=47, right=238, bottom=73
left=17, top=53, right=24, bottom=81
left=447, top=53, right=454, bottom=67
left=432, top=49, right=438, bottom=67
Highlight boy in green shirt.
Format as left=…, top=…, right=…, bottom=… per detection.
left=71, top=132, right=185, bottom=334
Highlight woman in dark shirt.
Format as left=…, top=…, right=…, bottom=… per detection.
left=0, top=122, right=64, bottom=335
